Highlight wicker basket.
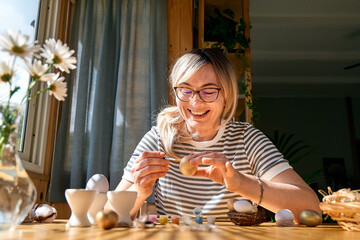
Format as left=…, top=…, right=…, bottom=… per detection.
left=319, top=188, right=360, bottom=231
left=227, top=207, right=268, bottom=226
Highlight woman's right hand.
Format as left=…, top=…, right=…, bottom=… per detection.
left=131, top=151, right=170, bottom=199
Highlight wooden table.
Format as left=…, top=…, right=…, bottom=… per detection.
left=0, top=220, right=359, bottom=240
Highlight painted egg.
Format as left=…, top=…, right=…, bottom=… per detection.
left=179, top=156, right=197, bottom=176
left=227, top=198, right=239, bottom=211
left=96, top=209, right=118, bottom=230
left=300, top=209, right=322, bottom=227
left=275, top=209, right=295, bottom=226
left=233, top=200, right=253, bottom=213
left=86, top=174, right=109, bottom=193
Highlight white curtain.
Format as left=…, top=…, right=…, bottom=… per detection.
left=49, top=0, right=168, bottom=201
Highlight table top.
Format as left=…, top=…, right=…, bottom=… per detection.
left=0, top=220, right=359, bottom=240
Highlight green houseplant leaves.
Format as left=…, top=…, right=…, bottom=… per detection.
left=267, top=130, right=323, bottom=185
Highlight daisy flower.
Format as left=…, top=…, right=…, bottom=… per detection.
left=40, top=39, right=77, bottom=73
left=47, top=74, right=67, bottom=101
left=0, top=30, right=40, bottom=59
left=25, top=59, right=55, bottom=81
left=0, top=59, right=15, bottom=84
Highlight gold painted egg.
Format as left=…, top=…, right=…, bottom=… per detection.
left=299, top=209, right=322, bottom=227
left=96, top=209, right=119, bottom=230
left=227, top=199, right=239, bottom=211
left=179, top=156, right=197, bottom=176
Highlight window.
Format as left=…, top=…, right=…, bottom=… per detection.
left=0, top=0, right=61, bottom=174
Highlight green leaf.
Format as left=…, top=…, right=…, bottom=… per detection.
left=302, top=169, right=324, bottom=185
left=279, top=133, right=295, bottom=152
left=289, top=147, right=319, bottom=165
left=9, top=86, right=20, bottom=99
left=276, top=133, right=287, bottom=152
left=223, top=8, right=234, bottom=19
left=273, top=130, right=279, bottom=146
left=281, top=140, right=305, bottom=156
left=286, top=144, right=312, bottom=160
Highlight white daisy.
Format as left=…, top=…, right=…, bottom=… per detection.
left=47, top=75, right=67, bottom=101
left=0, top=59, right=15, bottom=84
left=40, top=39, right=77, bottom=73
left=25, top=59, right=55, bottom=81
left=0, top=30, right=40, bottom=59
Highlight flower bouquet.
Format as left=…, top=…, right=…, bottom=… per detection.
left=0, top=29, right=76, bottom=146
left=0, top=29, right=76, bottom=231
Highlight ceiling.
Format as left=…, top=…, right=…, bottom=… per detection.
left=249, top=0, right=360, bottom=97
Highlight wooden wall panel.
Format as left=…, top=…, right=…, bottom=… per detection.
left=167, top=0, right=193, bottom=105
left=180, top=0, right=193, bottom=55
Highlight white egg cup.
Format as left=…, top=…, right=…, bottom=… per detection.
left=65, top=189, right=96, bottom=227
left=87, top=192, right=108, bottom=225
left=107, top=191, right=137, bottom=227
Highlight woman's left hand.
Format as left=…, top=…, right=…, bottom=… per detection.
left=187, top=152, right=242, bottom=192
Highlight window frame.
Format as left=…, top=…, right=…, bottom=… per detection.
left=18, top=0, right=64, bottom=174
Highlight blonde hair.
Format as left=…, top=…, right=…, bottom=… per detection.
left=157, top=49, right=238, bottom=158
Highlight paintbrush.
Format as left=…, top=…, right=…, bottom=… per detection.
left=131, top=154, right=180, bottom=162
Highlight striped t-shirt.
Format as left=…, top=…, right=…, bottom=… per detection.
left=122, top=121, right=291, bottom=220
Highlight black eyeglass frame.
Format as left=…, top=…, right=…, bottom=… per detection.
left=173, top=87, right=222, bottom=103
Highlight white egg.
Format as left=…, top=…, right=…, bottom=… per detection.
left=86, top=174, right=109, bottom=193
left=275, top=209, right=295, bottom=226
left=233, top=200, right=253, bottom=213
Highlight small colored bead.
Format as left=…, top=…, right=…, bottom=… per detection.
left=182, top=215, right=192, bottom=225
left=148, top=215, right=157, bottom=223
left=195, top=215, right=203, bottom=224
left=159, top=215, right=168, bottom=225
left=207, top=216, right=216, bottom=225
left=171, top=216, right=180, bottom=224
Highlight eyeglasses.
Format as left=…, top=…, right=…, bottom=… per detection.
left=174, top=87, right=222, bottom=103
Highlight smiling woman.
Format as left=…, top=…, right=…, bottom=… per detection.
left=112, top=49, right=321, bottom=223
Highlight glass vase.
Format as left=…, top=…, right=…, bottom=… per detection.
left=0, top=105, right=37, bottom=231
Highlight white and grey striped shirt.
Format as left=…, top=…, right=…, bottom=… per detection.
left=123, top=121, right=291, bottom=220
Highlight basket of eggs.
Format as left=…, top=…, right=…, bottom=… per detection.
left=319, top=187, right=360, bottom=231
left=227, top=199, right=268, bottom=226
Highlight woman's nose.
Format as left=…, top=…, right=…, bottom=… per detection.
left=190, top=92, right=204, bottom=105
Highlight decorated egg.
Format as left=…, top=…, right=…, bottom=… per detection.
left=233, top=200, right=253, bottom=213
left=86, top=174, right=109, bottom=193
left=96, top=209, right=118, bottom=230
left=193, top=206, right=203, bottom=215
left=227, top=198, right=239, bottom=211
left=300, top=209, right=322, bottom=227
left=275, top=209, right=295, bottom=226
left=179, top=156, right=197, bottom=176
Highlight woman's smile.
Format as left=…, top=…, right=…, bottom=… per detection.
left=188, top=109, right=210, bottom=116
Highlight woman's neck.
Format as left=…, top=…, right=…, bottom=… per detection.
left=191, top=128, right=218, bottom=142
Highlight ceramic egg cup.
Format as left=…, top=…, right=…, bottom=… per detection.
left=107, top=191, right=137, bottom=227
left=87, top=192, right=108, bottom=225
left=65, top=189, right=96, bottom=227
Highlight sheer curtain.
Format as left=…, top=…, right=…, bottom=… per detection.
left=49, top=0, right=168, bottom=201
